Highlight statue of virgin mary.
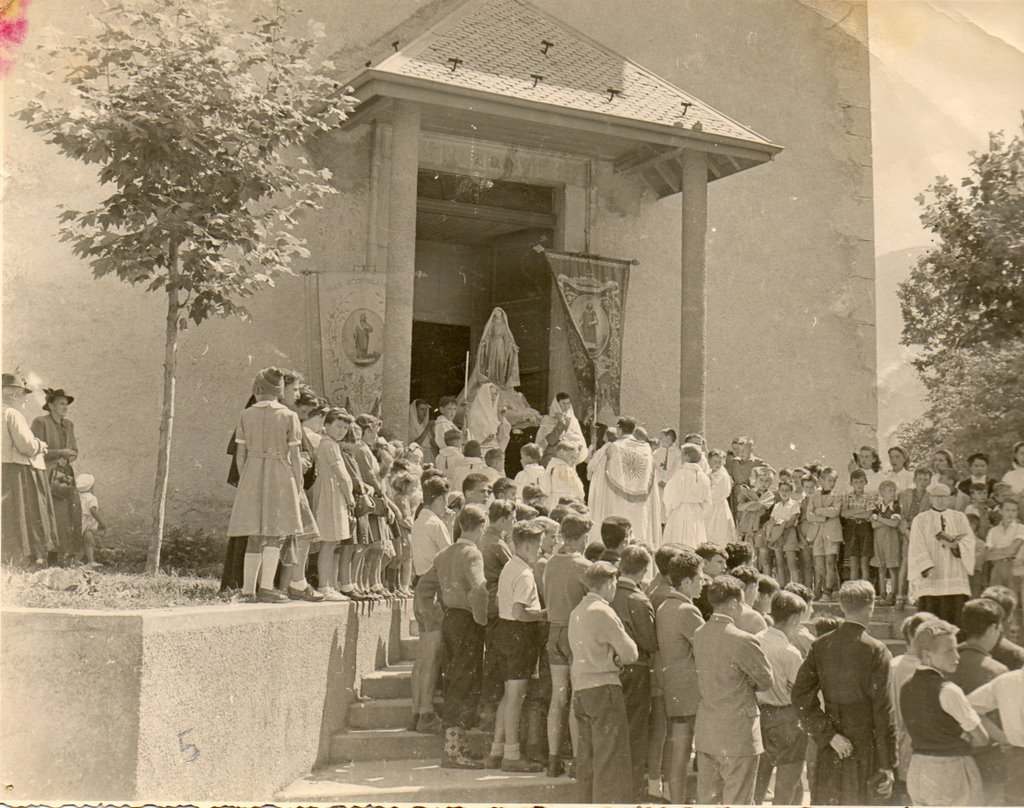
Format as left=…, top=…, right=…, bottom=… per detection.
left=461, top=308, right=539, bottom=431
left=476, top=308, right=520, bottom=389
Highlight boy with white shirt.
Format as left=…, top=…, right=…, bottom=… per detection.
left=487, top=521, right=547, bottom=772
left=987, top=499, right=1024, bottom=589
left=515, top=442, right=550, bottom=497
left=969, top=667, right=1024, bottom=805
left=435, top=429, right=465, bottom=480
left=547, top=441, right=585, bottom=507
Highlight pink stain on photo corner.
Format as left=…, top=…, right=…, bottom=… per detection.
left=0, top=0, right=30, bottom=76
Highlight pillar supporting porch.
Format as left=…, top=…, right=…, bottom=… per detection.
left=679, top=149, right=709, bottom=436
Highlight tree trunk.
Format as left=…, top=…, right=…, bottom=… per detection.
left=146, top=244, right=181, bottom=574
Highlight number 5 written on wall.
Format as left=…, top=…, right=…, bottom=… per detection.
left=178, top=729, right=200, bottom=763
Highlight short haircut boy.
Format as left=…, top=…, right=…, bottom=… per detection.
left=560, top=513, right=593, bottom=543
left=695, top=542, right=726, bottom=564
left=492, top=477, right=517, bottom=499
left=520, top=443, right=542, bottom=463
left=654, top=544, right=682, bottom=576
left=464, top=440, right=483, bottom=458
left=725, top=542, right=752, bottom=569
left=967, top=452, right=989, bottom=466
left=667, top=550, right=703, bottom=587
left=618, top=544, right=651, bottom=576
left=422, top=476, right=450, bottom=505
left=516, top=504, right=540, bottom=521
left=757, top=574, right=781, bottom=598
left=553, top=440, right=576, bottom=456
left=914, top=467, right=933, bottom=480
left=488, top=498, right=517, bottom=523
left=522, top=484, right=546, bottom=503
left=838, top=579, right=875, bottom=610
left=899, top=611, right=937, bottom=643
left=485, top=448, right=505, bottom=466
left=729, top=564, right=760, bottom=588
left=681, top=443, right=702, bottom=463
left=439, top=395, right=457, bottom=409
left=784, top=581, right=814, bottom=604
left=814, top=614, right=842, bottom=636
left=706, top=574, right=744, bottom=608
left=584, top=541, right=605, bottom=562
left=583, top=560, right=619, bottom=590
left=981, top=585, right=1017, bottom=622
left=457, top=503, right=488, bottom=533
left=961, top=598, right=1005, bottom=639
left=462, top=472, right=491, bottom=495
left=511, top=520, right=545, bottom=548
left=600, top=516, right=632, bottom=549
left=444, top=429, right=463, bottom=447
left=878, top=479, right=897, bottom=493
left=910, top=618, right=959, bottom=658
left=850, top=468, right=867, bottom=483
left=770, top=590, right=807, bottom=625
left=660, top=428, right=677, bottom=443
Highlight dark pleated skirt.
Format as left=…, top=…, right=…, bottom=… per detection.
left=1, top=463, right=59, bottom=564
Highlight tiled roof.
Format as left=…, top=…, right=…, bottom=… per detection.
left=370, top=0, right=773, bottom=147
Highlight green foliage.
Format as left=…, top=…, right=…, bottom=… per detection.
left=895, top=338, right=1024, bottom=472
left=895, top=119, right=1024, bottom=467
left=898, top=120, right=1024, bottom=371
left=17, top=0, right=357, bottom=325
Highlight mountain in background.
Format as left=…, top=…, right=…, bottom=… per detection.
left=876, top=245, right=929, bottom=446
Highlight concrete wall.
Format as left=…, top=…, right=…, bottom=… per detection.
left=2, top=0, right=876, bottom=531
left=0, top=600, right=405, bottom=801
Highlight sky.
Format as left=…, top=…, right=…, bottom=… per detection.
left=868, top=0, right=1024, bottom=256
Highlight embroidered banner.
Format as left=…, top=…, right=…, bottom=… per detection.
left=540, top=249, right=633, bottom=422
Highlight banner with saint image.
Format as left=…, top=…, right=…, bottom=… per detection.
left=540, top=249, right=632, bottom=422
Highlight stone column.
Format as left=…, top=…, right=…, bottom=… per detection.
left=381, top=101, right=420, bottom=438
left=679, top=150, right=708, bottom=435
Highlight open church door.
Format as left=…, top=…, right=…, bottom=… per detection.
left=489, top=231, right=552, bottom=413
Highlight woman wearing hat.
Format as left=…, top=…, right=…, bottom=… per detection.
left=2, top=373, right=59, bottom=565
left=32, top=387, right=83, bottom=563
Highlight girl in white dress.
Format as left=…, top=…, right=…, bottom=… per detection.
left=703, top=450, right=737, bottom=545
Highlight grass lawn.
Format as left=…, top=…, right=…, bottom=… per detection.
left=0, top=565, right=226, bottom=610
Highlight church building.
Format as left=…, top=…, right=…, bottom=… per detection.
left=2, top=0, right=877, bottom=528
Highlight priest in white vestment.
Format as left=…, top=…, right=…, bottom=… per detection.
left=908, top=483, right=976, bottom=625
left=588, top=417, right=662, bottom=548
left=662, top=444, right=711, bottom=549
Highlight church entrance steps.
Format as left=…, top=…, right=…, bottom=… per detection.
left=329, top=726, right=490, bottom=763
left=346, top=696, right=443, bottom=730
left=276, top=759, right=577, bottom=803
left=359, top=661, right=414, bottom=700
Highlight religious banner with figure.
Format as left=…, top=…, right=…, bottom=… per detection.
left=539, top=248, right=633, bottom=422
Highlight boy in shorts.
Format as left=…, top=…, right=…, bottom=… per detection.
left=871, top=480, right=902, bottom=604
left=736, top=467, right=775, bottom=569
left=841, top=469, right=875, bottom=585
left=768, top=479, right=801, bottom=582
left=488, top=520, right=547, bottom=772
left=807, top=467, right=844, bottom=602
left=543, top=512, right=593, bottom=777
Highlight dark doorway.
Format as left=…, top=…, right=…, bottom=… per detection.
left=410, top=321, right=471, bottom=406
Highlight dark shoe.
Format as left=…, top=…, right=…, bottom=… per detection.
left=415, top=712, right=442, bottom=735
left=288, top=584, right=325, bottom=602
left=502, top=757, right=543, bottom=773
left=563, top=758, right=576, bottom=779
left=406, top=714, right=419, bottom=732
left=256, top=588, right=288, bottom=603
left=483, top=754, right=503, bottom=769
left=477, top=710, right=497, bottom=734
left=546, top=755, right=564, bottom=778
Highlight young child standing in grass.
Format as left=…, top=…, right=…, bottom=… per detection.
left=76, top=473, right=105, bottom=569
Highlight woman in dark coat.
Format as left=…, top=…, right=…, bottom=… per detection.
left=31, top=388, right=82, bottom=562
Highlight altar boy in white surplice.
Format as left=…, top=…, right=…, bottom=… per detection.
left=663, top=444, right=711, bottom=550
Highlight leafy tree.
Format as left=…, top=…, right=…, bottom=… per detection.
left=18, top=0, right=356, bottom=572
left=898, top=120, right=1024, bottom=373
left=895, top=338, right=1024, bottom=473
left=895, top=119, right=1024, bottom=472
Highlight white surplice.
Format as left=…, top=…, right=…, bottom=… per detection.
left=908, top=508, right=976, bottom=600
left=588, top=434, right=662, bottom=548
left=662, top=462, right=711, bottom=549
left=704, top=466, right=737, bottom=545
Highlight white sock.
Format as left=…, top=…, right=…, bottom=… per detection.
left=259, top=546, right=280, bottom=590
left=504, top=743, right=521, bottom=760
left=290, top=578, right=308, bottom=591
left=649, top=777, right=662, bottom=796
left=242, top=552, right=260, bottom=596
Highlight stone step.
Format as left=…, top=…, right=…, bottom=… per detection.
left=811, top=601, right=916, bottom=621
left=400, top=634, right=419, bottom=661
left=276, top=759, right=577, bottom=804
left=347, top=697, right=442, bottom=730
left=329, top=727, right=491, bottom=763
left=359, top=662, right=413, bottom=700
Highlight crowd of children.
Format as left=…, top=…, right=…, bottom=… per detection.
left=222, top=373, right=1024, bottom=804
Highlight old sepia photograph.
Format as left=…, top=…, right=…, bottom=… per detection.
left=1, top=0, right=1022, bottom=804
